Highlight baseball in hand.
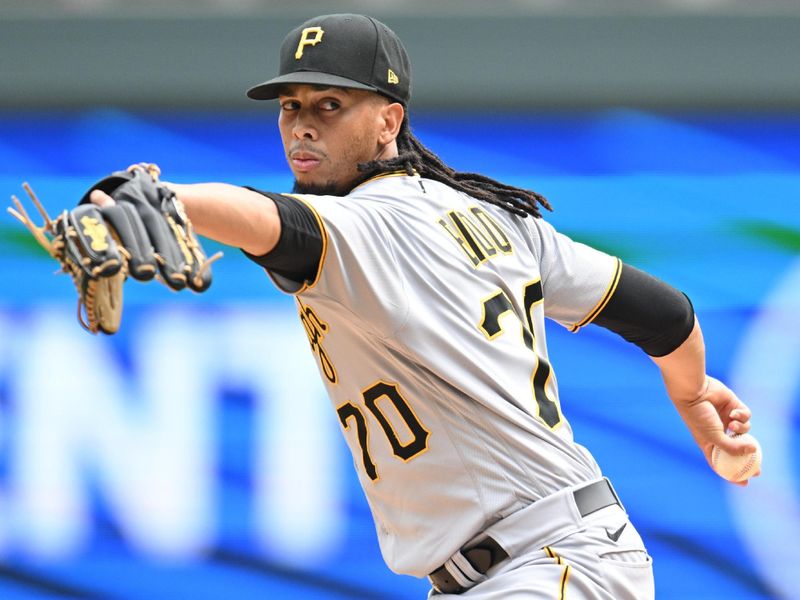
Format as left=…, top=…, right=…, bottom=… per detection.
left=711, top=433, right=762, bottom=482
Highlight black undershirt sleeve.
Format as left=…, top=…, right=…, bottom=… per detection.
left=592, top=262, right=695, bottom=357
left=240, top=190, right=323, bottom=286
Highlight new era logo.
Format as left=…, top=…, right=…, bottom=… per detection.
left=388, top=69, right=399, bottom=84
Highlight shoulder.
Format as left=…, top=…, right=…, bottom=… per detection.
left=290, top=173, right=428, bottom=213
left=335, top=173, right=441, bottom=223
left=349, top=172, right=432, bottom=207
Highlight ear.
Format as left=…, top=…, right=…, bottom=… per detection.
left=378, top=102, right=405, bottom=145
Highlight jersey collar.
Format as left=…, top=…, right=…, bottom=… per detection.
left=350, top=169, right=419, bottom=193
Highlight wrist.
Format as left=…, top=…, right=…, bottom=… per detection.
left=685, top=375, right=711, bottom=407
left=663, top=372, right=709, bottom=408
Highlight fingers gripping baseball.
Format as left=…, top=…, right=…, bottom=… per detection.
left=698, top=377, right=754, bottom=449
left=684, top=376, right=760, bottom=483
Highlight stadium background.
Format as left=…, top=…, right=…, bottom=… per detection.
left=0, top=2, right=798, bottom=598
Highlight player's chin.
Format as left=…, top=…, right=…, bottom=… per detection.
left=292, top=176, right=349, bottom=196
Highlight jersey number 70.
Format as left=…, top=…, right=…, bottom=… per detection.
left=336, top=382, right=430, bottom=482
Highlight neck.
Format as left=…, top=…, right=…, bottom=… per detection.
left=375, top=139, right=399, bottom=162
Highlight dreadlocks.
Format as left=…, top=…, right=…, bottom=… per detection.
left=358, top=115, right=552, bottom=218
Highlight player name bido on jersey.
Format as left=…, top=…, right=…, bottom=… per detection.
left=437, top=205, right=513, bottom=267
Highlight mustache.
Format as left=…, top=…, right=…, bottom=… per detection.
left=287, top=142, right=328, bottom=159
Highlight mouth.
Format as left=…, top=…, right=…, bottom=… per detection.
left=290, top=151, right=322, bottom=173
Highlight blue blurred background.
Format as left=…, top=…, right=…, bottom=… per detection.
left=1, top=2, right=799, bottom=599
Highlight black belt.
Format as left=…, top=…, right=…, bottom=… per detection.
left=429, top=479, right=621, bottom=595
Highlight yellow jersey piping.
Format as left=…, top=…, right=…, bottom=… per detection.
left=350, top=169, right=418, bottom=193
left=569, top=257, right=622, bottom=333
left=283, top=193, right=328, bottom=294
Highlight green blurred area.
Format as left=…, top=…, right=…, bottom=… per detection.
left=0, top=223, right=49, bottom=257
left=734, top=220, right=800, bottom=253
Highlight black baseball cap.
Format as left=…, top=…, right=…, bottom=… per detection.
left=246, top=14, right=411, bottom=105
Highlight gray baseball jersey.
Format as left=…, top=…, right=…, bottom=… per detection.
left=269, top=171, right=620, bottom=578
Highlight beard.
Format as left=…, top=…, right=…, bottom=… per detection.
left=292, top=163, right=378, bottom=196
left=291, top=179, right=348, bottom=196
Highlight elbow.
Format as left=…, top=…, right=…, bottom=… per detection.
left=592, top=263, right=696, bottom=357
left=642, top=293, right=695, bottom=357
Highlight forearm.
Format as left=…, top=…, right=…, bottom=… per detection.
left=166, top=182, right=281, bottom=256
left=650, top=317, right=754, bottom=474
left=650, top=317, right=707, bottom=408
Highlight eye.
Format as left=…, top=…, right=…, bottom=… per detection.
left=319, top=99, right=341, bottom=111
left=280, top=100, right=299, bottom=111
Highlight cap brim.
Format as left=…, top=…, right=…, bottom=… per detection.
left=246, top=71, right=378, bottom=100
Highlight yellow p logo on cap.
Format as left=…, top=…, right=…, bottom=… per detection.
left=295, top=27, right=325, bottom=60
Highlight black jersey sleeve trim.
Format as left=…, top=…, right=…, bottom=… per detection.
left=569, top=258, right=623, bottom=332
left=592, top=262, right=695, bottom=357
left=283, top=193, right=328, bottom=293
left=240, top=190, right=327, bottom=294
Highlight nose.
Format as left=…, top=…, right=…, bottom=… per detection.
left=292, top=111, right=318, bottom=141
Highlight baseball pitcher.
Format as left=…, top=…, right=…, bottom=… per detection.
left=12, top=13, right=759, bottom=599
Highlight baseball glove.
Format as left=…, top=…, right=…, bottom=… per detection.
left=9, top=184, right=127, bottom=334
left=80, top=163, right=219, bottom=292
left=8, top=164, right=221, bottom=334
